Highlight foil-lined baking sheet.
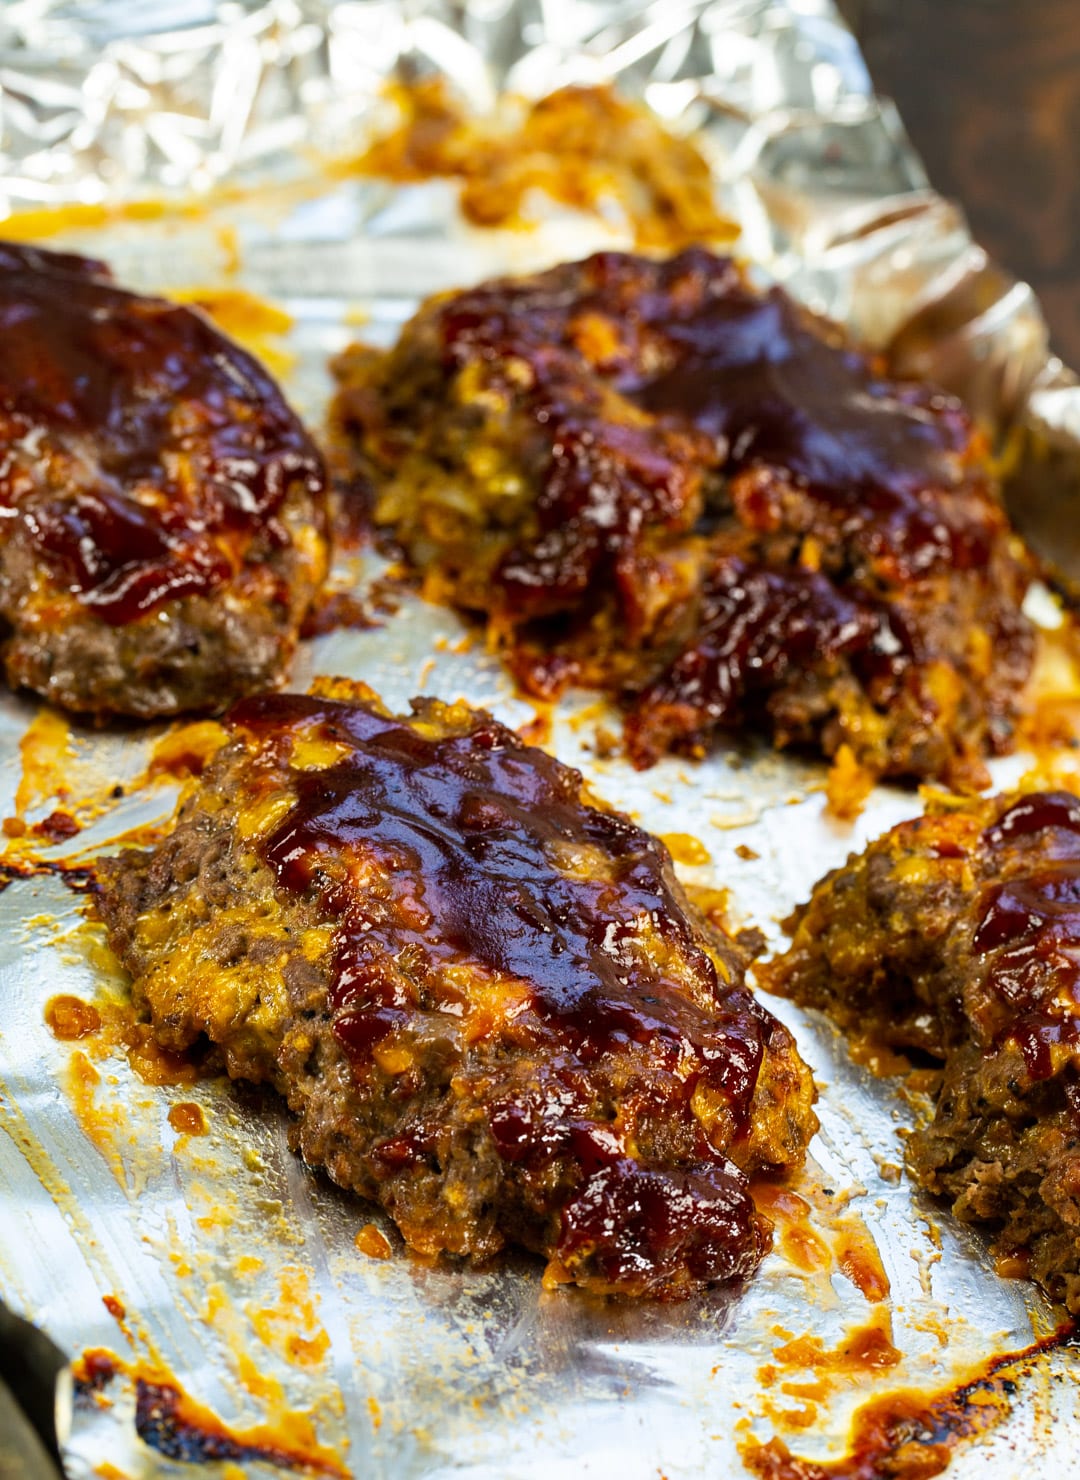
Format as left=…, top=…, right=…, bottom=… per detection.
left=1, top=2, right=1079, bottom=1477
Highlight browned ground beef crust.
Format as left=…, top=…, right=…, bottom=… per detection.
left=330, top=248, right=1035, bottom=787
left=762, top=789, right=1080, bottom=1312
left=0, top=241, right=329, bottom=718
left=96, top=678, right=816, bottom=1298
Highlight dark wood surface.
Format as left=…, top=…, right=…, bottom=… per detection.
left=838, top=0, right=1080, bottom=367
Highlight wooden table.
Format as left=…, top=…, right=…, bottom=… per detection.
left=838, top=0, right=1080, bottom=367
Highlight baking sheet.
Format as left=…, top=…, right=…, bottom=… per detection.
left=0, top=2, right=1079, bottom=1477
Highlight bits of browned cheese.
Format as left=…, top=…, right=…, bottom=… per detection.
left=329, top=248, right=1036, bottom=788
left=764, top=788, right=1080, bottom=1314
left=96, top=678, right=815, bottom=1298
left=0, top=240, right=329, bottom=719
left=357, top=80, right=737, bottom=250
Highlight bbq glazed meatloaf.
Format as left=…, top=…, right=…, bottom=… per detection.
left=97, top=677, right=816, bottom=1298
left=0, top=242, right=329, bottom=718
left=331, top=248, right=1035, bottom=787
left=763, top=790, right=1080, bottom=1313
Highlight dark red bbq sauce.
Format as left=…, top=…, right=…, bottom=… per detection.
left=624, top=554, right=909, bottom=765
left=0, top=240, right=326, bottom=625
left=973, top=792, right=1080, bottom=1079
left=227, top=690, right=779, bottom=1289
left=487, top=1074, right=766, bottom=1286
left=437, top=248, right=994, bottom=611
left=556, top=1154, right=766, bottom=1289
left=626, top=261, right=990, bottom=578
left=230, top=690, right=764, bottom=1097
left=982, top=791, right=1080, bottom=851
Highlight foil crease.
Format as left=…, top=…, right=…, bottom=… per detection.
left=3, top=0, right=1075, bottom=582
left=0, top=4, right=1079, bottom=1479
left=0, top=1, right=1067, bottom=449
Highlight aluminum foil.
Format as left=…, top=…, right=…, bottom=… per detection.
left=3, top=0, right=1070, bottom=577
left=1, top=2, right=1080, bottom=1478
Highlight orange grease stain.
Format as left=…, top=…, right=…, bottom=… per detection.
left=770, top=1314, right=901, bottom=1384
left=355, top=1224, right=392, bottom=1260
left=661, top=833, right=712, bottom=866
left=8, top=709, right=75, bottom=825
left=148, top=721, right=229, bottom=781
left=752, top=1183, right=832, bottom=1276
left=125, top=1024, right=201, bottom=1087
left=249, top=1267, right=331, bottom=1371
left=993, top=1248, right=1031, bottom=1281
left=832, top=1215, right=890, bottom=1303
left=45, top=994, right=102, bottom=1041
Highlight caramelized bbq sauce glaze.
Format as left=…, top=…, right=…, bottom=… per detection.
left=0, top=241, right=325, bottom=625
left=354, top=247, right=1032, bottom=776
left=440, top=250, right=987, bottom=597
left=227, top=688, right=797, bottom=1291
left=973, top=791, right=1080, bottom=1080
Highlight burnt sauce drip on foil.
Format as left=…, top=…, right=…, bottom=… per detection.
left=975, top=791, right=1080, bottom=1080
left=0, top=241, right=325, bottom=625
left=227, top=689, right=777, bottom=1288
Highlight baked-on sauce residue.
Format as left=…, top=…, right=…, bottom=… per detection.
left=73, top=1351, right=346, bottom=1477
left=743, top=1325, right=1074, bottom=1480
left=0, top=855, right=97, bottom=895
left=168, top=1102, right=208, bottom=1136
left=299, top=590, right=380, bottom=639
left=73, top=1348, right=118, bottom=1400
left=228, top=689, right=777, bottom=1288
left=357, top=80, right=738, bottom=250
left=973, top=790, right=1080, bottom=1079
left=0, top=240, right=325, bottom=625
left=135, top=1380, right=347, bottom=1475
left=31, top=809, right=81, bottom=842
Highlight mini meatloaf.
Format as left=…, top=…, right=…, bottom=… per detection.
left=0, top=241, right=329, bottom=718
left=97, top=678, right=816, bottom=1298
left=763, top=789, right=1080, bottom=1312
left=331, top=248, right=1034, bottom=787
